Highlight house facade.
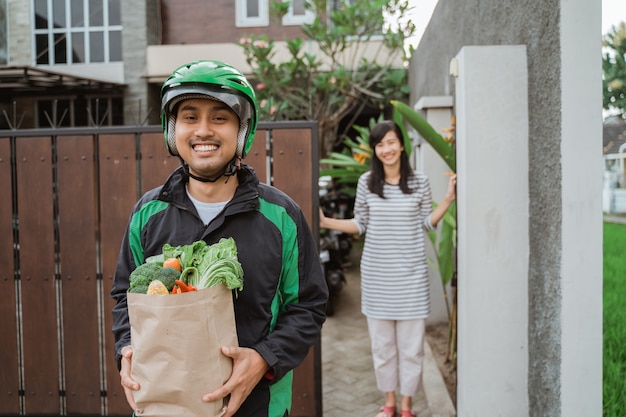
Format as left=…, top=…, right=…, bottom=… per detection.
left=1, top=0, right=126, bottom=128
left=0, top=0, right=306, bottom=128
left=1, top=0, right=402, bottom=129
left=603, top=115, right=626, bottom=213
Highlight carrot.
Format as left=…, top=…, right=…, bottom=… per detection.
left=175, top=279, right=197, bottom=293
left=163, top=257, right=182, bottom=272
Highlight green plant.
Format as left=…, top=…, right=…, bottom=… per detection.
left=603, top=22, right=626, bottom=118
left=319, top=116, right=378, bottom=195
left=319, top=113, right=413, bottom=195
left=391, top=100, right=456, bottom=171
left=603, top=221, right=626, bottom=416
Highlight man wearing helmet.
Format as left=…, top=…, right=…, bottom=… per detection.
left=111, top=60, right=328, bottom=417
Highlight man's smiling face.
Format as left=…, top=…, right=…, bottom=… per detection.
left=174, top=98, right=240, bottom=179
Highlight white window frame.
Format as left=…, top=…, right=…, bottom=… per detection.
left=236, top=0, right=269, bottom=28
left=281, top=0, right=315, bottom=26
left=31, top=0, right=122, bottom=65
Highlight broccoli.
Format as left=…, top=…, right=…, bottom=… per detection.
left=155, top=266, right=180, bottom=292
left=129, top=262, right=162, bottom=292
left=128, top=284, right=149, bottom=294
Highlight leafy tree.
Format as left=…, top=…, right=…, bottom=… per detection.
left=239, top=0, right=416, bottom=156
left=603, top=22, right=626, bottom=118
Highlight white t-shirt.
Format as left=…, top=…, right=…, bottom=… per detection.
left=186, top=188, right=228, bottom=225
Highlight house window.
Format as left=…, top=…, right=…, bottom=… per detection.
left=236, top=0, right=269, bottom=27
left=281, top=0, right=315, bottom=26
left=36, top=96, right=124, bottom=127
left=33, top=0, right=122, bottom=65
left=0, top=0, right=6, bottom=65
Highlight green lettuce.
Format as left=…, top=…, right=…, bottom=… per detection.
left=146, top=238, right=244, bottom=293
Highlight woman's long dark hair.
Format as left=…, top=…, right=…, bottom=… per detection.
left=367, top=120, right=414, bottom=198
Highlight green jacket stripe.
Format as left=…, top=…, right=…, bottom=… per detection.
left=128, top=200, right=169, bottom=267
left=258, top=198, right=300, bottom=332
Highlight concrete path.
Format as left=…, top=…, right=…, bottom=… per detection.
left=321, top=249, right=456, bottom=417
left=604, top=214, right=626, bottom=224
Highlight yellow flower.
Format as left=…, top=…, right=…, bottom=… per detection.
left=353, top=144, right=371, bottom=164
left=441, top=115, right=456, bottom=143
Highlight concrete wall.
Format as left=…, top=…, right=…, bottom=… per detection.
left=121, top=0, right=160, bottom=125
left=7, top=0, right=30, bottom=65
left=5, top=0, right=34, bottom=127
left=409, top=0, right=603, bottom=415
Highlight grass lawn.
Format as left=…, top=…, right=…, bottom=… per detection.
left=603, top=221, right=626, bottom=416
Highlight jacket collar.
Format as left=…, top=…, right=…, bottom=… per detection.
left=159, top=164, right=259, bottom=208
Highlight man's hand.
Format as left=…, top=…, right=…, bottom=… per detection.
left=202, top=346, right=270, bottom=417
left=119, top=345, right=140, bottom=410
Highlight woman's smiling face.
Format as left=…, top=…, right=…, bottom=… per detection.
left=174, top=98, right=240, bottom=179
left=374, top=130, right=404, bottom=167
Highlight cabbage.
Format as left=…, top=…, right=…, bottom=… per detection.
left=150, top=238, right=244, bottom=293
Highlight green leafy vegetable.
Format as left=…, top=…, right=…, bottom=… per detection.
left=152, top=238, right=244, bottom=293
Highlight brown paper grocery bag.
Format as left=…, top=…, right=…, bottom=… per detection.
left=128, top=284, right=238, bottom=417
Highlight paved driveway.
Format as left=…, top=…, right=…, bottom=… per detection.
left=321, top=252, right=430, bottom=417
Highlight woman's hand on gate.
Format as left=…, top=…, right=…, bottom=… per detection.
left=120, top=345, right=140, bottom=410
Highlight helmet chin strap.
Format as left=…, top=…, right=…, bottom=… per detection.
left=179, top=155, right=240, bottom=183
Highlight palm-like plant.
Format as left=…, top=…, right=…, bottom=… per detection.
left=319, top=117, right=377, bottom=196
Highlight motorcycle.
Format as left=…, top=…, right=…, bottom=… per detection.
left=319, top=176, right=353, bottom=266
left=318, top=176, right=353, bottom=316
left=319, top=228, right=346, bottom=316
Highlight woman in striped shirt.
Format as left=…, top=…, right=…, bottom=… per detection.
left=320, top=120, right=456, bottom=417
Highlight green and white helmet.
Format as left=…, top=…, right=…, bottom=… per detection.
left=160, top=60, right=258, bottom=158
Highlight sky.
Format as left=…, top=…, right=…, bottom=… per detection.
left=602, top=0, right=626, bottom=34
left=404, top=0, right=626, bottom=49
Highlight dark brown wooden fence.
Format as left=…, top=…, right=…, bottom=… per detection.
left=0, top=121, right=321, bottom=417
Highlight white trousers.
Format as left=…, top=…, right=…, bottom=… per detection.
left=366, top=317, right=426, bottom=397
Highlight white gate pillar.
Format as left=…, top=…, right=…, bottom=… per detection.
left=454, top=45, right=530, bottom=415
left=412, top=95, right=454, bottom=326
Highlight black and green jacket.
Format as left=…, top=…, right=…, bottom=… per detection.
left=111, top=164, right=328, bottom=417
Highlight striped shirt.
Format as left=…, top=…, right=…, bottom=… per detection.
left=352, top=171, right=435, bottom=320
